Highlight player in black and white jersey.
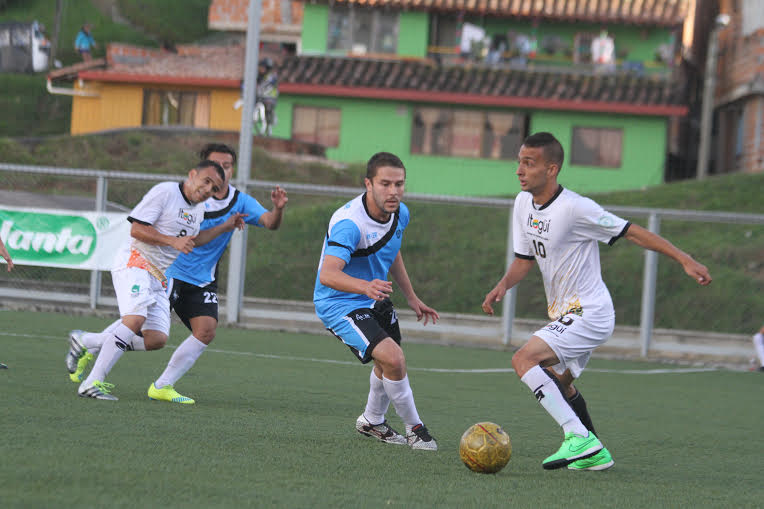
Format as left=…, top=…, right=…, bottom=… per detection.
left=482, top=132, right=712, bottom=471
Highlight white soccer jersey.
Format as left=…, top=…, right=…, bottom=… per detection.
left=112, top=182, right=205, bottom=273
left=513, top=186, right=630, bottom=320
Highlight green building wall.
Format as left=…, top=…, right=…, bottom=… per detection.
left=271, top=96, right=667, bottom=196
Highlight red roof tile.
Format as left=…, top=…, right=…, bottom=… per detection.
left=279, top=55, right=688, bottom=115
left=304, top=0, right=689, bottom=26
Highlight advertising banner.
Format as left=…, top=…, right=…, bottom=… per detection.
left=0, top=206, right=130, bottom=270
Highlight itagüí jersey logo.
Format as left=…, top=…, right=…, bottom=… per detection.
left=0, top=210, right=97, bottom=264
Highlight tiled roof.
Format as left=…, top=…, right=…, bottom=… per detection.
left=304, top=0, right=689, bottom=26
left=53, top=44, right=686, bottom=116
left=279, top=55, right=687, bottom=115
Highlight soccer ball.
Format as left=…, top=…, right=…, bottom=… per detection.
left=459, top=422, right=512, bottom=474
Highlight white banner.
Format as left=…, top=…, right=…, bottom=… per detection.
left=0, top=206, right=130, bottom=270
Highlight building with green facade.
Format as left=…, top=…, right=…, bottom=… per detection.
left=274, top=0, right=692, bottom=196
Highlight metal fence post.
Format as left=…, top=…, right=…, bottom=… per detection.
left=502, top=205, right=516, bottom=346
left=89, top=176, right=107, bottom=309
left=639, top=213, right=660, bottom=357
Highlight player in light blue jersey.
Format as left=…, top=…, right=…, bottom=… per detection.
left=68, top=144, right=287, bottom=403
left=314, top=152, right=440, bottom=450
left=148, top=143, right=287, bottom=403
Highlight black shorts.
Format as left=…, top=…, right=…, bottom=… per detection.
left=329, top=298, right=402, bottom=364
left=168, top=278, right=219, bottom=331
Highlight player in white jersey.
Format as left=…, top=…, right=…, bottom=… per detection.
left=752, top=324, right=764, bottom=372
left=314, top=152, right=440, bottom=450
left=66, top=145, right=286, bottom=404
left=73, top=160, right=245, bottom=400
left=482, top=132, right=712, bottom=470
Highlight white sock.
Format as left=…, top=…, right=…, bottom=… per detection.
left=129, top=335, right=146, bottom=351
left=154, top=335, right=207, bottom=388
left=363, top=369, right=390, bottom=424
left=521, top=365, right=588, bottom=436
left=382, top=375, right=422, bottom=428
left=81, top=323, right=136, bottom=387
left=81, top=319, right=122, bottom=354
left=753, top=333, right=764, bottom=367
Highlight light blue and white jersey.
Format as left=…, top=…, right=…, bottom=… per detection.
left=314, top=193, right=409, bottom=321
left=166, top=184, right=268, bottom=287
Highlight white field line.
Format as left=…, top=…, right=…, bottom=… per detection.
left=6, top=331, right=719, bottom=375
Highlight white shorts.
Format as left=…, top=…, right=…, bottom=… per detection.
left=111, top=267, right=171, bottom=335
left=533, top=311, right=615, bottom=378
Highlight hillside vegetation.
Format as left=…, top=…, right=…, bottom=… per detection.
left=0, top=131, right=761, bottom=334
left=0, top=0, right=212, bottom=137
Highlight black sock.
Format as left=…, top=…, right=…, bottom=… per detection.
left=568, top=390, right=597, bottom=436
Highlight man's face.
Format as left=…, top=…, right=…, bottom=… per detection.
left=364, top=166, right=405, bottom=218
left=185, top=166, right=224, bottom=204
left=516, top=145, right=554, bottom=195
left=206, top=151, right=235, bottom=186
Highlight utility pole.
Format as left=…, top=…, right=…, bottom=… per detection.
left=225, top=0, right=262, bottom=324
left=696, top=14, right=730, bottom=180
left=50, top=0, right=64, bottom=68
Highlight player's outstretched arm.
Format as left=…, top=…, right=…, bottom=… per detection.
left=195, top=213, right=247, bottom=246
left=320, top=255, right=393, bottom=301
left=258, top=186, right=288, bottom=230
left=482, top=257, right=535, bottom=315
left=389, top=253, right=439, bottom=325
left=624, top=224, right=712, bottom=285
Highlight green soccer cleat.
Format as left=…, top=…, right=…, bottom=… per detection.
left=78, top=380, right=118, bottom=401
left=567, top=447, right=614, bottom=471
left=147, top=383, right=195, bottom=405
left=69, top=351, right=94, bottom=383
left=542, top=431, right=603, bottom=470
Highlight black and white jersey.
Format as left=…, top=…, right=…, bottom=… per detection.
left=513, top=186, right=630, bottom=320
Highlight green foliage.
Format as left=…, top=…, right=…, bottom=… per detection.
left=0, top=74, right=72, bottom=137
left=115, top=0, right=213, bottom=45
left=2, top=311, right=764, bottom=507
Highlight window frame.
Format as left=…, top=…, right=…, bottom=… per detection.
left=570, top=126, right=624, bottom=168
left=410, top=106, right=528, bottom=161
left=291, top=105, right=342, bottom=148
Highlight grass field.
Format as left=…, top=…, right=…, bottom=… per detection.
left=2, top=309, right=762, bottom=508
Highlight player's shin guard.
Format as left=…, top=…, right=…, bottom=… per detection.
left=382, top=375, right=422, bottom=427
left=521, top=365, right=587, bottom=436
left=82, top=323, right=136, bottom=386
left=154, top=335, right=206, bottom=388
left=364, top=369, right=390, bottom=424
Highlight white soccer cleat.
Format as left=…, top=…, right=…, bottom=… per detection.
left=78, top=380, right=118, bottom=401
left=356, top=414, right=407, bottom=445
left=66, top=330, right=87, bottom=374
left=406, top=423, right=438, bottom=451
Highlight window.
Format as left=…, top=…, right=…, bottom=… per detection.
left=292, top=106, right=341, bottom=147
left=142, top=90, right=209, bottom=127
left=411, top=107, right=527, bottom=160
left=327, top=5, right=398, bottom=54
left=571, top=127, right=623, bottom=168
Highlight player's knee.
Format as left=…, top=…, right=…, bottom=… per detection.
left=143, top=332, right=168, bottom=350
left=193, top=328, right=216, bottom=344
left=511, top=351, right=532, bottom=377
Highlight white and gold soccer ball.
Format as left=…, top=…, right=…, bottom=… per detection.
left=459, top=422, right=512, bottom=474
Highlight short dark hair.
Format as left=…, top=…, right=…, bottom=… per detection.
left=200, top=143, right=237, bottom=165
left=196, top=159, right=225, bottom=182
left=522, top=132, right=564, bottom=171
left=366, top=152, right=406, bottom=180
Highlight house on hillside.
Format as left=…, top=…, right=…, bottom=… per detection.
left=208, top=0, right=303, bottom=51
left=48, top=0, right=708, bottom=196
left=711, top=0, right=763, bottom=175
